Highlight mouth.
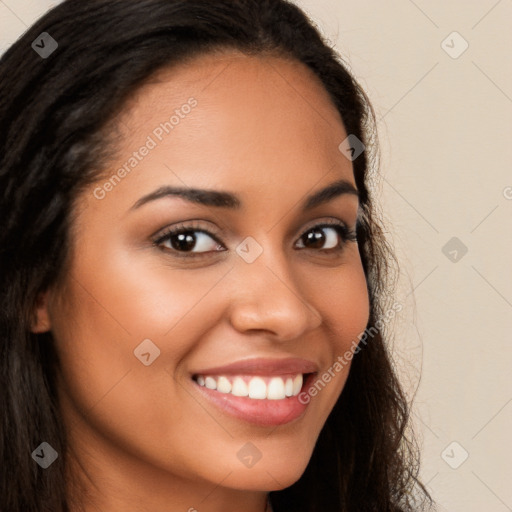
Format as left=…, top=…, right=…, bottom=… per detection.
left=191, top=365, right=317, bottom=427
left=192, top=372, right=310, bottom=400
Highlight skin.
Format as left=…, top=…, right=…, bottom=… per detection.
left=32, top=50, right=370, bottom=512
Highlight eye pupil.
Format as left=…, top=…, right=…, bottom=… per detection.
left=173, top=232, right=196, bottom=251
left=304, top=229, right=325, bottom=249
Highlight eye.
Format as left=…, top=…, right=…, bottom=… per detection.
left=153, top=222, right=224, bottom=257
left=295, top=221, right=357, bottom=252
left=153, top=219, right=357, bottom=259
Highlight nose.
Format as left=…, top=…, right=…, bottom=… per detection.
left=225, top=249, right=322, bottom=341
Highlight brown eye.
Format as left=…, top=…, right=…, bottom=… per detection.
left=153, top=220, right=356, bottom=260
left=155, top=228, right=224, bottom=255
left=296, top=224, right=355, bottom=251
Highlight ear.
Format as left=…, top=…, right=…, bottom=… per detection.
left=31, top=290, right=52, bottom=333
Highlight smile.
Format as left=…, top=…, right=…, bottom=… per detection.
left=194, top=373, right=305, bottom=400
left=191, top=370, right=319, bottom=427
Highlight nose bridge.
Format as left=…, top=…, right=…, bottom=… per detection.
left=226, top=237, right=322, bottom=339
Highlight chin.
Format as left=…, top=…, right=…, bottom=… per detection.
left=223, top=452, right=312, bottom=491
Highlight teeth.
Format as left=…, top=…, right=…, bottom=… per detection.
left=204, top=376, right=217, bottom=390
left=285, top=377, right=294, bottom=397
left=195, top=374, right=305, bottom=400
left=231, top=377, right=249, bottom=397
left=267, top=377, right=286, bottom=400
left=217, top=376, right=232, bottom=394
left=293, top=374, right=303, bottom=396
left=248, top=377, right=267, bottom=399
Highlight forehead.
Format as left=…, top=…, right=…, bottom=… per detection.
left=123, top=49, right=343, bottom=126
left=86, top=50, right=355, bottom=218
left=114, top=49, right=348, bottom=157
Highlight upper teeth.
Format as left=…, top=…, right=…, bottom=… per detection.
left=195, top=374, right=303, bottom=400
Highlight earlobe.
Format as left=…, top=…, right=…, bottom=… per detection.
left=31, top=290, right=52, bottom=333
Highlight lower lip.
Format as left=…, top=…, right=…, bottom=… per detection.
left=192, top=374, right=315, bottom=427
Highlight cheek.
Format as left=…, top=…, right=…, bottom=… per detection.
left=309, top=254, right=370, bottom=354
left=50, top=250, right=226, bottom=394
left=294, top=252, right=369, bottom=415
left=59, top=239, right=227, bottom=344
left=49, top=263, right=232, bottom=480
left=49, top=242, right=235, bottom=410
left=334, top=266, right=370, bottom=347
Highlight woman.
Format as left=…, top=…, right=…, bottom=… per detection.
left=0, top=1, right=434, bottom=511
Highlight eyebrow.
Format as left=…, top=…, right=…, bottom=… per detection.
left=129, top=178, right=359, bottom=212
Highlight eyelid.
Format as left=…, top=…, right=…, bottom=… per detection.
left=298, top=217, right=350, bottom=234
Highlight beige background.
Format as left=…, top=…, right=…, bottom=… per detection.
left=1, top=1, right=511, bottom=510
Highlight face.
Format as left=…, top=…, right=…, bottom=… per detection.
left=35, top=51, right=370, bottom=510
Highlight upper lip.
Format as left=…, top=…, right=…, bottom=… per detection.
left=192, top=357, right=319, bottom=376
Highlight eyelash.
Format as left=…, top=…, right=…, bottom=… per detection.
left=152, top=219, right=358, bottom=259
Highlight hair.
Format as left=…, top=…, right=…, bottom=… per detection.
left=0, top=1, right=434, bottom=511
